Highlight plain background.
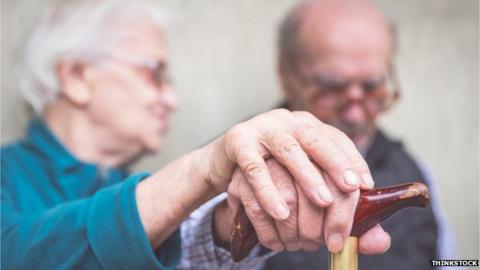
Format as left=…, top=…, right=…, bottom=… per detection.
left=2, top=0, right=478, bottom=260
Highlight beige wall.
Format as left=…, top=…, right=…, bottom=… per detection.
left=1, top=0, right=478, bottom=259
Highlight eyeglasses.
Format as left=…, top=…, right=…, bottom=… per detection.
left=99, top=55, right=171, bottom=90
left=305, top=68, right=400, bottom=111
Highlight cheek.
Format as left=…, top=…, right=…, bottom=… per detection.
left=309, top=97, right=339, bottom=122
left=366, top=108, right=381, bottom=122
left=88, top=81, right=150, bottom=136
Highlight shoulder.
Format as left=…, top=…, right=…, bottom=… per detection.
left=1, top=140, right=43, bottom=185
left=1, top=140, right=36, bottom=166
left=1, top=141, right=26, bottom=169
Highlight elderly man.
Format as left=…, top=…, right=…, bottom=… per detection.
left=263, top=0, right=455, bottom=269
left=1, top=1, right=390, bottom=270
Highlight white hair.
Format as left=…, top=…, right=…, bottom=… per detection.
left=21, top=0, right=171, bottom=114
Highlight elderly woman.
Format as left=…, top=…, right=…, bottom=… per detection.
left=1, top=1, right=389, bottom=269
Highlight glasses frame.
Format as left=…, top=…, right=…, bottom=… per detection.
left=296, top=63, right=401, bottom=112
left=94, top=55, right=171, bottom=90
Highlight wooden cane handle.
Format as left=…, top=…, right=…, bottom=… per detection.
left=230, top=182, right=430, bottom=262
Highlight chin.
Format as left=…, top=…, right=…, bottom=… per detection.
left=323, top=117, right=374, bottom=150
left=145, top=140, right=164, bottom=153
left=137, top=132, right=162, bottom=153
left=143, top=125, right=167, bottom=153
left=345, top=125, right=375, bottom=150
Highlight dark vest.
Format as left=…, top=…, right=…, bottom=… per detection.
left=264, top=130, right=438, bottom=270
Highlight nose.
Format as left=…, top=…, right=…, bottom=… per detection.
left=344, top=84, right=365, bottom=102
left=160, top=84, right=179, bottom=112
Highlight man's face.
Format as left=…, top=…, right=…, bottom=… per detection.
left=85, top=21, right=178, bottom=153
left=282, top=15, right=394, bottom=149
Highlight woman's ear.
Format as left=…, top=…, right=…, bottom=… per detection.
left=56, top=59, right=93, bottom=107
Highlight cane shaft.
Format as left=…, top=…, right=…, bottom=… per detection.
left=329, top=237, right=358, bottom=270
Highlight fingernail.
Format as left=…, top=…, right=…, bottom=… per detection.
left=317, top=186, right=333, bottom=204
left=343, top=170, right=359, bottom=186
left=327, top=233, right=345, bottom=253
left=275, top=204, right=290, bottom=220
left=361, top=173, right=374, bottom=188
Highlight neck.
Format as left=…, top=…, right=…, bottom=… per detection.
left=43, top=102, right=143, bottom=168
left=350, top=127, right=375, bottom=155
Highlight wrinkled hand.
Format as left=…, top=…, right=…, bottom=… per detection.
left=203, top=109, right=374, bottom=221
left=226, top=158, right=391, bottom=254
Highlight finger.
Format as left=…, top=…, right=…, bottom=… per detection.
left=323, top=173, right=359, bottom=253
left=226, top=183, right=241, bottom=216
left=358, top=224, right=391, bottom=255
left=321, top=124, right=374, bottom=189
left=266, top=159, right=302, bottom=251
left=264, top=132, right=333, bottom=207
left=293, top=111, right=373, bottom=190
left=233, top=169, right=285, bottom=252
left=297, top=181, right=325, bottom=250
left=293, top=115, right=361, bottom=193
left=225, top=125, right=290, bottom=220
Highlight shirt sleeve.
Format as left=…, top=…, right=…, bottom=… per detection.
left=1, top=173, right=181, bottom=270
left=177, top=193, right=275, bottom=270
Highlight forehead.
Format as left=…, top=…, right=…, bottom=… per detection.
left=299, top=10, right=393, bottom=76
left=109, top=20, right=166, bottom=60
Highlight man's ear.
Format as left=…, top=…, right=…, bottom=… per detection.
left=56, top=60, right=93, bottom=107
left=278, top=53, right=302, bottom=97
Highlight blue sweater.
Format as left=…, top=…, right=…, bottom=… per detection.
left=1, top=119, right=180, bottom=269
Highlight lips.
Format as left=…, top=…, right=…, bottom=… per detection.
left=332, top=102, right=370, bottom=139
left=342, top=103, right=366, bottom=124
left=150, top=107, right=169, bottom=132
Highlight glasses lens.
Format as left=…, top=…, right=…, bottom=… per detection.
left=307, top=70, right=400, bottom=111
left=365, top=77, right=399, bottom=111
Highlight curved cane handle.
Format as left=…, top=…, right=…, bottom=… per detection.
left=230, top=182, right=429, bottom=262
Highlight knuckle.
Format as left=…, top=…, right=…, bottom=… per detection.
left=283, top=192, right=298, bottom=210
left=279, top=235, right=300, bottom=251
left=258, top=232, right=281, bottom=250
left=245, top=201, right=267, bottom=222
left=328, top=209, right=353, bottom=232
left=302, top=241, right=321, bottom=251
left=301, top=129, right=327, bottom=150
left=292, top=110, right=316, bottom=121
left=300, top=228, right=323, bottom=244
left=225, top=124, right=247, bottom=143
left=243, top=161, right=266, bottom=180
left=293, top=111, right=324, bottom=129
left=263, top=108, right=294, bottom=123
left=278, top=220, right=298, bottom=240
left=285, top=242, right=302, bottom=251
left=271, top=108, right=291, bottom=117
left=276, top=138, right=301, bottom=158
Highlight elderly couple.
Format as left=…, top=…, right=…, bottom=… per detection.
left=1, top=0, right=451, bottom=269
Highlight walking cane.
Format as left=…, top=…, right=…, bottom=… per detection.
left=230, top=182, right=430, bottom=270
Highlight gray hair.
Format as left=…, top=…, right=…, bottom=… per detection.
left=21, top=0, right=170, bottom=114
